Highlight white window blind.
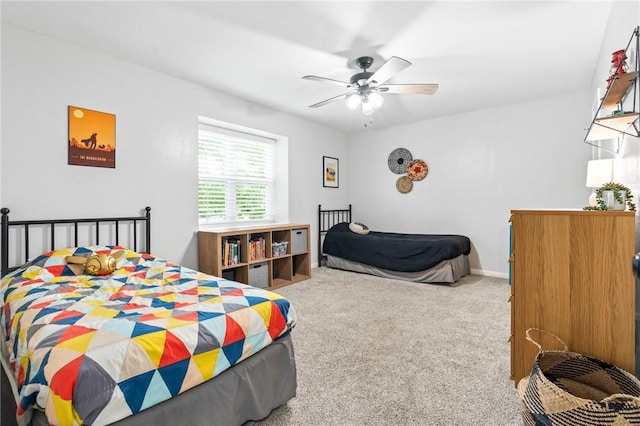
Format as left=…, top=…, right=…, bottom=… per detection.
left=198, top=123, right=275, bottom=225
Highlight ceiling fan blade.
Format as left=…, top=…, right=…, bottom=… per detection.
left=309, top=93, right=350, bottom=108
left=366, top=56, right=411, bottom=86
left=302, top=75, right=352, bottom=88
left=379, top=84, right=439, bottom=95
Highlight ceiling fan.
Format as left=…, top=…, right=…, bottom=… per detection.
left=302, top=56, right=438, bottom=124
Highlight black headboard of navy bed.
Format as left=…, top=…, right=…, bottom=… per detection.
left=317, top=204, right=351, bottom=267
left=1, top=207, right=151, bottom=277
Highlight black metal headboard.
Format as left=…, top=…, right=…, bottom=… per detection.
left=317, top=204, right=351, bottom=267
left=1, top=207, right=151, bottom=277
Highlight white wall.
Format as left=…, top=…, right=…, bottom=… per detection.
left=1, top=24, right=350, bottom=269
left=4, top=6, right=635, bottom=278
left=0, top=8, right=3, bottom=211
left=345, top=2, right=638, bottom=278
left=348, top=91, right=592, bottom=276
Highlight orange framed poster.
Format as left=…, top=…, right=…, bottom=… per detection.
left=68, top=106, right=116, bottom=168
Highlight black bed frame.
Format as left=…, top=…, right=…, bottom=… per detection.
left=1, top=207, right=151, bottom=277
left=317, top=204, right=351, bottom=267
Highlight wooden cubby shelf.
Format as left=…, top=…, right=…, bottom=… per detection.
left=198, top=223, right=311, bottom=290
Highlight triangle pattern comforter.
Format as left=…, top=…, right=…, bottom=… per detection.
left=0, top=245, right=297, bottom=426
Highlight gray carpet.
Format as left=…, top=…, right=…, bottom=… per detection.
left=252, top=267, right=523, bottom=426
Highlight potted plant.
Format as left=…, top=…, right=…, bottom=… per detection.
left=583, top=182, right=636, bottom=211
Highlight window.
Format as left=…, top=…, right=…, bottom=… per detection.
left=198, top=122, right=275, bottom=225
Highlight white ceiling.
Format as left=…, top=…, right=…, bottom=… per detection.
left=2, top=1, right=615, bottom=133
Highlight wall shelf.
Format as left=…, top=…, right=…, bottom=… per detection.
left=587, top=112, right=640, bottom=141
left=601, top=71, right=638, bottom=108
left=584, top=27, right=639, bottom=152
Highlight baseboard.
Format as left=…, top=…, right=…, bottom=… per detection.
left=471, top=268, right=509, bottom=279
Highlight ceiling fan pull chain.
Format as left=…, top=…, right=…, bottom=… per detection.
left=364, top=113, right=373, bottom=128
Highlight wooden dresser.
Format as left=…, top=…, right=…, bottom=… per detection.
left=509, top=209, right=636, bottom=385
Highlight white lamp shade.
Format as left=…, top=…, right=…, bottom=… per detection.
left=345, top=94, right=361, bottom=110
left=361, top=99, right=374, bottom=115
left=369, top=92, right=384, bottom=108
left=586, top=159, right=614, bottom=188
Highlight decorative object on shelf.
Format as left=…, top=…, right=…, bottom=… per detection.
left=607, top=49, right=629, bottom=87
left=272, top=241, right=288, bottom=257
left=388, top=148, right=413, bottom=174
left=322, top=156, right=339, bottom=188
left=585, top=159, right=614, bottom=206
left=396, top=176, right=413, bottom=194
left=583, top=182, right=636, bottom=211
left=407, top=159, right=428, bottom=181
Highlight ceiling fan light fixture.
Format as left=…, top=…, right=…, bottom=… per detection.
left=361, top=98, right=374, bottom=115
left=303, top=55, right=437, bottom=127
left=369, top=92, right=384, bottom=109
left=345, top=93, right=361, bottom=110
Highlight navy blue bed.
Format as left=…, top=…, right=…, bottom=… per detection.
left=318, top=205, right=471, bottom=283
left=323, top=222, right=470, bottom=272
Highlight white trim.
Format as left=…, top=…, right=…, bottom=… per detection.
left=198, top=116, right=281, bottom=142
left=197, top=116, right=289, bottom=225
left=471, top=268, right=509, bottom=279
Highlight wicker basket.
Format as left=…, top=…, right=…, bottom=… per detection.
left=271, top=241, right=288, bottom=257
left=517, top=328, right=640, bottom=425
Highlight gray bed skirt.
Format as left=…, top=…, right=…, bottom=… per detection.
left=1, top=334, right=296, bottom=426
left=325, top=254, right=470, bottom=283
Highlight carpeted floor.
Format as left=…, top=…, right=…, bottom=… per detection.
left=250, top=267, right=523, bottom=426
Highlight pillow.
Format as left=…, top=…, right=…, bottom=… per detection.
left=67, top=251, right=126, bottom=276
left=21, top=245, right=137, bottom=278
left=86, top=252, right=125, bottom=276
left=349, top=222, right=370, bottom=235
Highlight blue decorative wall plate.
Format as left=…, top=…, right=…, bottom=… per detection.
left=388, top=148, right=413, bottom=174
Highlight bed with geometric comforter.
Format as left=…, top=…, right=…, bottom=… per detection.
left=1, top=245, right=296, bottom=426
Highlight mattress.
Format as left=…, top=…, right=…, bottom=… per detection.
left=326, top=253, right=470, bottom=284
left=0, top=245, right=297, bottom=426
left=323, top=222, right=471, bottom=272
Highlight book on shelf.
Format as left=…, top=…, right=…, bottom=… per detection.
left=222, top=238, right=240, bottom=266
left=249, top=236, right=266, bottom=261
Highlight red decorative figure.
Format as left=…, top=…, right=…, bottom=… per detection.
left=607, top=49, right=628, bottom=87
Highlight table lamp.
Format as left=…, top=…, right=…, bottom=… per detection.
left=586, top=159, right=614, bottom=206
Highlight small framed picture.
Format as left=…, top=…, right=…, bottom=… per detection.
left=68, top=106, right=116, bottom=168
left=323, top=156, right=339, bottom=188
